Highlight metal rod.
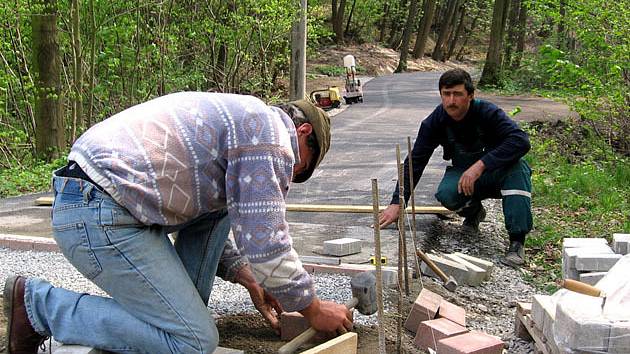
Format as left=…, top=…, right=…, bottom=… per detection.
left=407, top=136, right=422, bottom=280
left=371, top=179, right=387, bottom=354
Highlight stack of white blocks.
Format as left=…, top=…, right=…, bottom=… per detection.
left=322, top=237, right=362, bottom=256
left=562, top=235, right=629, bottom=285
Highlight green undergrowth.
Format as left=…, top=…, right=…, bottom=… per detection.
left=522, top=120, right=630, bottom=293
left=0, top=157, right=66, bottom=198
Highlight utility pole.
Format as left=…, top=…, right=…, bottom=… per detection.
left=290, top=0, right=307, bottom=100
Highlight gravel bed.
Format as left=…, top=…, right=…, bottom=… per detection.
left=0, top=249, right=389, bottom=328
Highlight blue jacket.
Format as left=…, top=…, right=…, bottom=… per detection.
left=391, top=99, right=531, bottom=205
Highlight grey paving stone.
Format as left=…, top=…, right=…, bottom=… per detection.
left=613, top=233, right=630, bottom=255
left=323, top=237, right=362, bottom=256
left=444, top=253, right=488, bottom=283
left=562, top=238, right=608, bottom=251
left=554, top=290, right=610, bottom=352
left=575, top=253, right=622, bottom=271
left=578, top=272, right=607, bottom=286
left=420, top=254, right=473, bottom=286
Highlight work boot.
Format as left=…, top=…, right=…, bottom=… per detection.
left=4, top=275, right=48, bottom=354
left=462, top=204, right=486, bottom=233
left=501, top=241, right=525, bottom=267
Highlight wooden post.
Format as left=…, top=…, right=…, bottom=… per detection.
left=395, top=145, right=405, bottom=353
left=407, top=137, right=421, bottom=279
left=396, top=145, right=410, bottom=296
left=289, top=0, right=307, bottom=100
left=371, top=179, right=387, bottom=354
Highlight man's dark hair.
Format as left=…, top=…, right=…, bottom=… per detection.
left=439, top=69, right=474, bottom=94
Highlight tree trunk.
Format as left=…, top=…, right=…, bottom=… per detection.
left=432, top=0, right=458, bottom=61
left=387, top=0, right=408, bottom=49
left=87, top=0, right=96, bottom=127
left=32, top=0, right=64, bottom=161
left=344, top=0, right=357, bottom=36
left=70, top=0, right=83, bottom=141
left=511, top=0, right=527, bottom=69
left=395, top=0, right=420, bottom=72
left=503, top=0, right=520, bottom=68
left=480, top=0, right=509, bottom=86
left=446, top=1, right=466, bottom=61
left=412, top=0, right=437, bottom=58
left=557, top=0, right=566, bottom=50
left=290, top=0, right=307, bottom=100
left=455, top=3, right=482, bottom=60
left=378, top=2, right=389, bottom=43
left=332, top=0, right=347, bottom=44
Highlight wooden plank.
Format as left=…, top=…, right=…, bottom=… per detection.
left=300, top=332, right=357, bottom=354
left=286, top=203, right=450, bottom=215
left=35, top=196, right=54, bottom=206
left=517, top=301, right=532, bottom=315
left=300, top=255, right=341, bottom=265
left=517, top=313, right=559, bottom=354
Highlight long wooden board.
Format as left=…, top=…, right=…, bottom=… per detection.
left=286, top=204, right=450, bottom=215
left=36, top=197, right=450, bottom=215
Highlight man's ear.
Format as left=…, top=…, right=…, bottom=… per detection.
left=296, top=123, right=313, bottom=137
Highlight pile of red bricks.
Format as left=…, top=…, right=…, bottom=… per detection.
left=405, top=288, right=505, bottom=354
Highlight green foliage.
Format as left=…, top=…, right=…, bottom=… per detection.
left=522, top=120, right=630, bottom=290
left=0, top=156, right=66, bottom=198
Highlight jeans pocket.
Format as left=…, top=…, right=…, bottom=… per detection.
left=53, top=222, right=103, bottom=280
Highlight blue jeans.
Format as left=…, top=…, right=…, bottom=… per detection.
left=24, top=174, right=231, bottom=353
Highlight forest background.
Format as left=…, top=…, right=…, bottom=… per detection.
left=0, top=0, right=628, bottom=288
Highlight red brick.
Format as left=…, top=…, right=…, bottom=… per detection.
left=414, top=318, right=468, bottom=351
left=436, top=330, right=504, bottom=354
left=280, top=312, right=310, bottom=341
left=404, top=289, right=442, bottom=334
left=438, top=299, right=466, bottom=326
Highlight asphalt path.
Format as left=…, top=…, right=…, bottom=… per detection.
left=0, top=72, right=451, bottom=263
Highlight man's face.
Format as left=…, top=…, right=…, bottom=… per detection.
left=440, top=84, right=473, bottom=121
left=292, top=123, right=315, bottom=182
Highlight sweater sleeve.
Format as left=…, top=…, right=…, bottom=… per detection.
left=215, top=238, right=248, bottom=283
left=225, top=144, right=315, bottom=313
left=391, top=111, right=440, bottom=205
left=478, top=102, right=531, bottom=171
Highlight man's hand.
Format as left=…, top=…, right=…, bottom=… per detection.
left=378, top=204, right=400, bottom=228
left=300, top=298, right=353, bottom=336
left=235, top=265, right=283, bottom=334
left=458, top=160, right=485, bottom=196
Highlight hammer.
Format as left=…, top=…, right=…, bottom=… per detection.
left=560, top=279, right=607, bottom=310
left=277, top=272, right=378, bottom=354
left=416, top=249, right=458, bottom=292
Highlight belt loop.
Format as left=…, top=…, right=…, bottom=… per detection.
left=83, top=183, right=94, bottom=203
left=60, top=178, right=69, bottom=193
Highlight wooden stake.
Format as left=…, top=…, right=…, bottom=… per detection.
left=395, top=146, right=405, bottom=353
left=371, top=179, right=387, bottom=354
left=407, top=136, right=422, bottom=279
left=396, top=145, right=410, bottom=296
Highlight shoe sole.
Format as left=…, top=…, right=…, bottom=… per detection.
left=500, top=257, right=524, bottom=268
left=4, top=275, right=19, bottom=354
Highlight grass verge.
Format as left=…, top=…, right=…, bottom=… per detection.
left=522, top=120, right=630, bottom=293
left=0, top=157, right=66, bottom=198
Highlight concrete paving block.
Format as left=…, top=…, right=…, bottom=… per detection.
left=323, top=238, right=362, bottom=256
left=436, top=330, right=504, bottom=354
left=608, top=321, right=630, bottom=353
left=579, top=271, right=607, bottom=286
left=437, top=299, right=466, bottom=327
left=444, top=253, right=487, bottom=284
left=280, top=312, right=310, bottom=341
left=563, top=246, right=614, bottom=270
left=562, top=237, right=608, bottom=250
left=453, top=252, right=493, bottom=280
left=554, top=290, right=610, bottom=352
left=414, top=318, right=468, bottom=351
left=404, top=288, right=443, bottom=334
left=575, top=253, right=622, bottom=271
left=214, top=348, right=245, bottom=354
left=531, top=295, right=553, bottom=329
left=369, top=268, right=398, bottom=289
left=420, top=254, right=473, bottom=286
left=53, top=345, right=109, bottom=354
left=613, top=233, right=630, bottom=255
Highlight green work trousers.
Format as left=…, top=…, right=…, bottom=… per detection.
left=435, top=159, right=533, bottom=239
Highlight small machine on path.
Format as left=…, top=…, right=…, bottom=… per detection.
left=342, top=54, right=363, bottom=104
left=310, top=86, right=342, bottom=110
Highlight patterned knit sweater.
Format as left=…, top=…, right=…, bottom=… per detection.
left=68, top=92, right=314, bottom=312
